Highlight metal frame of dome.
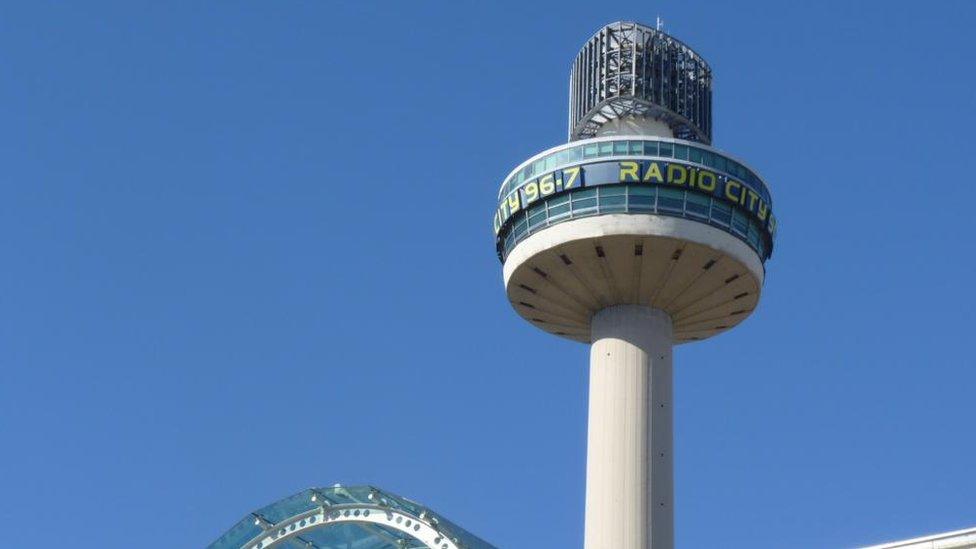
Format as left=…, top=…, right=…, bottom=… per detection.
left=208, top=485, right=497, bottom=549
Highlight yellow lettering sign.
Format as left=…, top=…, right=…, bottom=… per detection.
left=643, top=162, right=664, bottom=183
left=747, top=189, right=759, bottom=211
left=539, top=174, right=555, bottom=196
left=508, top=193, right=520, bottom=215
left=619, top=161, right=640, bottom=182
left=562, top=166, right=581, bottom=189
left=697, top=170, right=717, bottom=192
left=725, top=180, right=741, bottom=203
left=667, top=164, right=687, bottom=185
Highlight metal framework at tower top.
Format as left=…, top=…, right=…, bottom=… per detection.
left=569, top=21, right=712, bottom=144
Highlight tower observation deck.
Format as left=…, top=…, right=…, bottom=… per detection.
left=493, top=21, right=776, bottom=549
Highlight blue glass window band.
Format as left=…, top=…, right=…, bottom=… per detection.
left=495, top=184, right=772, bottom=264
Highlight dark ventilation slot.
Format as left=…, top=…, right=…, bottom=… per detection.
left=671, top=249, right=683, bottom=261
left=518, top=301, right=536, bottom=309
left=532, top=267, right=549, bottom=278
left=531, top=318, right=547, bottom=323
left=702, top=259, right=716, bottom=270
left=724, top=274, right=740, bottom=284
left=730, top=309, right=746, bottom=316
left=559, top=254, right=573, bottom=265
left=518, top=284, right=537, bottom=294
left=733, top=292, right=749, bottom=300
left=715, top=325, right=729, bottom=330
left=554, top=331, right=568, bottom=335
left=595, top=246, right=605, bottom=258
left=634, top=244, right=644, bottom=256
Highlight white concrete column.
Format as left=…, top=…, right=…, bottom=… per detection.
left=584, top=305, right=673, bottom=549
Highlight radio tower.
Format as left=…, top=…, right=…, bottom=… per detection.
left=493, top=22, right=776, bottom=549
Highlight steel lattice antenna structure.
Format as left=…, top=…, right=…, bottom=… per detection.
left=493, top=22, right=776, bottom=549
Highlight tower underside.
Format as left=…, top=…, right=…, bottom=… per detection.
left=503, top=214, right=763, bottom=344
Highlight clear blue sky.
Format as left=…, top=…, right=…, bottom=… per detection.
left=2, top=1, right=974, bottom=547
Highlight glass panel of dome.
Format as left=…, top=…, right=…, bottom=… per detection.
left=545, top=154, right=558, bottom=171
left=731, top=209, right=749, bottom=236
left=513, top=218, right=528, bottom=239
left=710, top=200, right=731, bottom=226
left=528, top=207, right=547, bottom=230
left=567, top=145, right=582, bottom=162
left=659, top=141, right=673, bottom=157
left=571, top=188, right=598, bottom=212
left=613, top=141, right=628, bottom=155
left=711, top=153, right=726, bottom=173
left=686, top=192, right=710, bottom=219
left=629, top=140, right=643, bottom=154
left=599, top=142, right=613, bottom=156
left=747, top=220, right=761, bottom=248
left=599, top=186, right=627, bottom=212
left=548, top=202, right=570, bottom=219
left=643, top=140, right=658, bottom=156
left=673, top=143, right=689, bottom=160
left=627, top=186, right=655, bottom=210
left=688, top=147, right=703, bottom=164
left=658, top=188, right=684, bottom=213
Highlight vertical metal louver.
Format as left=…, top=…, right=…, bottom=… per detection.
left=569, top=21, right=712, bottom=144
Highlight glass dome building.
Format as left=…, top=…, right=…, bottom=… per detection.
left=209, top=485, right=496, bottom=549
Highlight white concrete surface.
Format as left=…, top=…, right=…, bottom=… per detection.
left=503, top=214, right=764, bottom=289
left=584, top=305, right=673, bottom=549
left=593, top=116, right=675, bottom=138
left=861, top=526, right=976, bottom=549
left=503, top=214, right=763, bottom=343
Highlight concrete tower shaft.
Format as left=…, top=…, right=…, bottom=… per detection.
left=586, top=306, right=673, bottom=549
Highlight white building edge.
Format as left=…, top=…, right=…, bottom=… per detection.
left=862, top=526, right=976, bottom=549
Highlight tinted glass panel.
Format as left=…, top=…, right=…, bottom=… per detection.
left=710, top=201, right=732, bottom=226
left=628, top=186, right=655, bottom=210
left=528, top=210, right=547, bottom=229
left=572, top=188, right=598, bottom=211
left=732, top=209, right=749, bottom=236
left=658, top=188, right=684, bottom=212
left=686, top=192, right=710, bottom=219
left=673, top=144, right=689, bottom=160
left=548, top=203, right=570, bottom=218
left=572, top=198, right=597, bottom=211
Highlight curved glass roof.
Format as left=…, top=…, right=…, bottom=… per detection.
left=209, top=485, right=496, bottom=549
